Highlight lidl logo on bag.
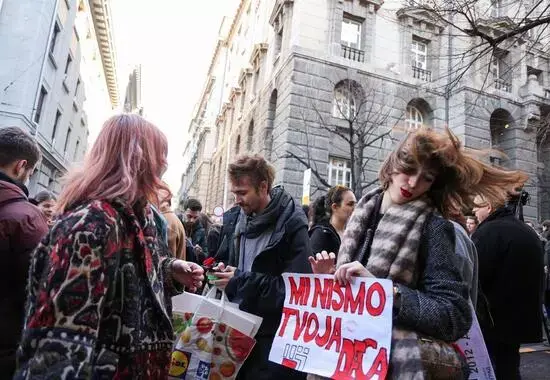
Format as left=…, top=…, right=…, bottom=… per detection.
left=196, top=360, right=211, bottom=379
left=169, top=350, right=191, bottom=378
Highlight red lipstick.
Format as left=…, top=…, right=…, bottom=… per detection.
left=400, top=188, right=412, bottom=198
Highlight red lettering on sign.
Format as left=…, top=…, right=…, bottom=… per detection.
left=325, top=316, right=342, bottom=353
left=303, top=312, right=320, bottom=343
left=331, top=281, right=344, bottom=310
left=312, top=278, right=334, bottom=309
left=365, top=348, right=388, bottom=379
left=293, top=311, right=309, bottom=340
left=366, top=282, right=386, bottom=317
left=331, top=338, right=387, bottom=380
left=343, top=282, right=365, bottom=315
left=277, top=307, right=298, bottom=337
left=289, top=276, right=311, bottom=306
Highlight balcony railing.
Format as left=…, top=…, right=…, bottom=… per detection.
left=494, top=78, right=512, bottom=93
left=412, top=66, right=431, bottom=82
left=341, top=45, right=365, bottom=63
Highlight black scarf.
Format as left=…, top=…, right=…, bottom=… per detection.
left=240, top=186, right=291, bottom=239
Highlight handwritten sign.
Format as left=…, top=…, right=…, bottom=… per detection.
left=456, top=302, right=496, bottom=380
left=269, top=274, right=393, bottom=379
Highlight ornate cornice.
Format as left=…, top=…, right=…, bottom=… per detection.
left=89, top=0, right=119, bottom=107
left=249, top=43, right=269, bottom=69
left=396, top=7, right=445, bottom=34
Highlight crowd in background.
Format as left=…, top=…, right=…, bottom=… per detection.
left=0, top=115, right=548, bottom=380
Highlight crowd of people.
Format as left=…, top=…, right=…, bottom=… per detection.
left=0, top=114, right=547, bottom=380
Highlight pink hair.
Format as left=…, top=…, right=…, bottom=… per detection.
left=57, top=114, right=171, bottom=213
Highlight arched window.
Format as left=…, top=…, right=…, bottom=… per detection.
left=489, top=108, right=514, bottom=166
left=332, top=80, right=363, bottom=119
left=247, top=121, right=254, bottom=151
left=405, top=106, right=423, bottom=130
left=404, top=98, right=433, bottom=130
left=235, top=135, right=241, bottom=154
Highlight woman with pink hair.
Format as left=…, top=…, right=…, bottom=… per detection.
left=15, top=114, right=204, bottom=379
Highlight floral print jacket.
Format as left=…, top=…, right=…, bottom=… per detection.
left=15, top=199, right=182, bottom=379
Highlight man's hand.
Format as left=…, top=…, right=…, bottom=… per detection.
left=194, top=245, right=205, bottom=263
left=308, top=251, right=336, bottom=274
left=212, top=262, right=237, bottom=290
left=171, top=260, right=204, bottom=292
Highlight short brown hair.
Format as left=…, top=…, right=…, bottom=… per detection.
left=0, top=127, right=41, bottom=167
left=228, top=154, right=276, bottom=191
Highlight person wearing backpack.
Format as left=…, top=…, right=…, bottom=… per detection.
left=0, top=127, right=48, bottom=379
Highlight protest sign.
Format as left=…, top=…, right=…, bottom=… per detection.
left=456, top=302, right=496, bottom=380
left=269, top=273, right=393, bottom=380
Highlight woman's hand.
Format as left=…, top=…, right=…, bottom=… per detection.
left=334, top=261, right=373, bottom=285
left=171, top=260, right=204, bottom=292
left=308, top=251, right=336, bottom=274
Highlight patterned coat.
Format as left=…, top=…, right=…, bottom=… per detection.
left=15, top=199, right=182, bottom=379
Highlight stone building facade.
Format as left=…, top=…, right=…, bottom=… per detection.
left=123, top=65, right=143, bottom=115
left=181, top=0, right=550, bottom=221
left=0, top=0, right=118, bottom=195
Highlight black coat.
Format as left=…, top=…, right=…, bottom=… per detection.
left=472, top=207, right=544, bottom=344
left=217, top=188, right=311, bottom=380
left=309, top=222, right=340, bottom=255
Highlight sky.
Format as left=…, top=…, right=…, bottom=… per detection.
left=111, top=0, right=239, bottom=193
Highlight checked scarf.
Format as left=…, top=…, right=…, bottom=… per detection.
left=337, top=187, right=433, bottom=379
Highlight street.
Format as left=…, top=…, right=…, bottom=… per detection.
left=520, top=349, right=550, bottom=379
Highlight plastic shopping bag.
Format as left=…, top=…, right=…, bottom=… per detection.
left=169, top=287, right=262, bottom=379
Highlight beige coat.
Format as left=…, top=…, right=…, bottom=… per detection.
left=162, top=210, right=186, bottom=259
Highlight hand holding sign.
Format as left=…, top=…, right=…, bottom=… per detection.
left=269, top=274, right=393, bottom=379
left=334, top=261, right=374, bottom=285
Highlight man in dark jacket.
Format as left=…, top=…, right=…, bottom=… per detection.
left=181, top=198, right=208, bottom=261
left=213, top=154, right=311, bottom=380
left=472, top=194, right=543, bottom=380
left=0, top=127, right=48, bottom=378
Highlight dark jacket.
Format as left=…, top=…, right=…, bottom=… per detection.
left=309, top=222, right=340, bottom=256
left=190, top=222, right=208, bottom=256
left=472, top=206, right=544, bottom=344
left=15, top=199, right=182, bottom=379
left=0, top=174, right=48, bottom=378
left=218, top=186, right=311, bottom=380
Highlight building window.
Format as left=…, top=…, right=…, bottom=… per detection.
left=333, top=81, right=360, bottom=119
left=411, top=38, right=427, bottom=70
left=328, top=157, right=352, bottom=188
left=64, top=55, right=72, bottom=75
left=75, top=78, right=81, bottom=96
left=247, top=121, right=254, bottom=151
left=240, top=90, right=246, bottom=113
left=34, top=86, right=48, bottom=124
left=405, top=106, right=423, bottom=130
left=235, top=135, right=241, bottom=154
left=275, top=28, right=283, bottom=56
left=73, top=139, right=80, bottom=160
left=50, top=22, right=61, bottom=55
left=253, top=67, right=260, bottom=95
left=52, top=110, right=62, bottom=141
left=341, top=16, right=361, bottom=49
left=64, top=126, right=72, bottom=153
left=491, top=50, right=511, bottom=92
left=490, top=0, right=502, bottom=18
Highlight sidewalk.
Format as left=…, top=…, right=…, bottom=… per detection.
left=520, top=342, right=550, bottom=353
